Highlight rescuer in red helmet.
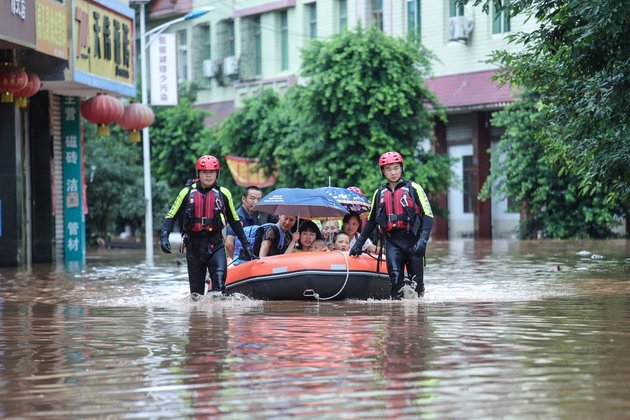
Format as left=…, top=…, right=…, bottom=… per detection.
left=349, top=151, right=433, bottom=299
left=160, top=155, right=256, bottom=298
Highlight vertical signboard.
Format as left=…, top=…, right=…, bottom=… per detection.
left=150, top=33, right=178, bottom=106
left=61, top=96, right=86, bottom=271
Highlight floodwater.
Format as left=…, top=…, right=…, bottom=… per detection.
left=0, top=240, right=628, bottom=418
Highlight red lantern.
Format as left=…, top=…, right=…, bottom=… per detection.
left=14, top=71, right=41, bottom=108
left=118, top=102, right=155, bottom=142
left=0, top=63, right=28, bottom=103
left=80, top=93, right=124, bottom=137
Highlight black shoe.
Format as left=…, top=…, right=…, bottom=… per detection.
left=416, top=283, right=425, bottom=297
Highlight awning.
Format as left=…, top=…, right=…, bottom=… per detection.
left=425, top=69, right=515, bottom=111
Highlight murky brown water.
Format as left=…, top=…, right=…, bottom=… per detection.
left=0, top=240, right=628, bottom=418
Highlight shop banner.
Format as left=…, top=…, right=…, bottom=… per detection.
left=225, top=155, right=278, bottom=188
left=61, top=96, right=86, bottom=271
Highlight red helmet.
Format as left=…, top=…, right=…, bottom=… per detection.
left=196, top=155, right=220, bottom=171
left=346, top=186, right=365, bottom=196
left=379, top=151, right=404, bottom=168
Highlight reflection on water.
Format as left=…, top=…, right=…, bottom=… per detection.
left=0, top=240, right=628, bottom=417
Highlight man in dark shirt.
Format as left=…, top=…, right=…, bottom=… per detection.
left=225, top=186, right=275, bottom=259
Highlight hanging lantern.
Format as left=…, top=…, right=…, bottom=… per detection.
left=0, top=63, right=28, bottom=103
left=118, top=102, right=155, bottom=142
left=80, top=93, right=124, bottom=136
left=14, top=71, right=41, bottom=108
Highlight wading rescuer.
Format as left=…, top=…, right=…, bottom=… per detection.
left=349, top=151, right=433, bottom=299
left=159, top=155, right=255, bottom=297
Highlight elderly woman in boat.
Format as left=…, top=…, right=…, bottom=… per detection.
left=258, top=215, right=297, bottom=257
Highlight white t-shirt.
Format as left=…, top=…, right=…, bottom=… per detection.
left=350, top=234, right=375, bottom=252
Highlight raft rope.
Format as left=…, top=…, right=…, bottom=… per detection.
left=309, top=250, right=351, bottom=301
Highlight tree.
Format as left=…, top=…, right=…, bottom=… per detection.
left=469, top=0, right=630, bottom=206
left=480, top=94, right=625, bottom=238
left=217, top=27, right=453, bottom=206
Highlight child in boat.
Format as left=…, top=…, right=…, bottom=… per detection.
left=332, top=232, right=351, bottom=251
left=310, top=239, right=328, bottom=252
left=292, top=220, right=323, bottom=252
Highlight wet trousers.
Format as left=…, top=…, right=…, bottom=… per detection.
left=384, top=231, right=424, bottom=299
left=186, top=235, right=227, bottom=295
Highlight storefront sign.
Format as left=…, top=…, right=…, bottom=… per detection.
left=61, top=96, right=86, bottom=271
left=0, top=0, right=36, bottom=48
left=149, top=33, right=178, bottom=106
left=35, top=0, right=69, bottom=59
left=73, top=0, right=134, bottom=87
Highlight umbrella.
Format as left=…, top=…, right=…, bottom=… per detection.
left=255, top=188, right=348, bottom=219
left=316, top=187, right=371, bottom=215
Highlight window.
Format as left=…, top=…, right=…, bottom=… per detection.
left=371, top=0, right=383, bottom=31
left=253, top=16, right=262, bottom=75
left=201, top=24, right=211, bottom=61
left=462, top=155, right=474, bottom=213
left=407, top=0, right=421, bottom=42
left=280, top=11, right=288, bottom=70
left=449, top=0, right=464, bottom=17
left=217, top=19, right=235, bottom=58
left=177, top=29, right=188, bottom=82
left=338, top=0, right=347, bottom=32
left=492, top=0, right=510, bottom=34
left=306, top=3, right=317, bottom=39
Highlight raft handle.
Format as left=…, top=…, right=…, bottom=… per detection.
left=303, top=289, right=319, bottom=298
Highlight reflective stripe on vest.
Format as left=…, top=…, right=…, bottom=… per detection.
left=379, top=184, right=419, bottom=232
left=188, top=187, right=222, bottom=232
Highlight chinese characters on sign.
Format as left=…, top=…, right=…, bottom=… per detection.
left=74, top=0, right=134, bottom=86
left=61, top=96, right=86, bottom=271
left=10, top=0, right=26, bottom=20
left=150, top=33, right=178, bottom=106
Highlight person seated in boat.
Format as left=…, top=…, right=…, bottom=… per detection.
left=332, top=232, right=351, bottom=251
left=321, top=220, right=340, bottom=250
left=310, top=239, right=328, bottom=252
left=258, top=215, right=297, bottom=257
left=159, top=155, right=255, bottom=296
left=292, top=220, right=323, bottom=252
left=342, top=212, right=377, bottom=254
left=225, top=186, right=276, bottom=259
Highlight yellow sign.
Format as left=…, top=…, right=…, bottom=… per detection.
left=225, top=155, right=278, bottom=188
left=36, top=0, right=69, bottom=59
left=74, top=0, right=134, bottom=84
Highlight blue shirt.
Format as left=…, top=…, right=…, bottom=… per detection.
left=226, top=206, right=270, bottom=236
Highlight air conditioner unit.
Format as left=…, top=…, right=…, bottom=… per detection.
left=448, top=15, right=474, bottom=42
left=202, top=59, right=220, bottom=78
left=223, top=56, right=239, bottom=77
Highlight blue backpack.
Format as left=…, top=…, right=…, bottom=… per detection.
left=233, top=223, right=285, bottom=260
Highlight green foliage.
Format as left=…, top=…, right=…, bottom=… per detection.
left=480, top=94, right=624, bottom=239
left=216, top=27, right=453, bottom=207
left=470, top=0, right=630, bottom=207
left=84, top=124, right=144, bottom=240
left=150, top=97, right=216, bottom=190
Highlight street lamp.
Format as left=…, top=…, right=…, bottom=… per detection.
left=136, top=3, right=214, bottom=262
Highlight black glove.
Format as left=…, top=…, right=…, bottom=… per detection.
left=412, top=239, right=427, bottom=256
left=160, top=230, right=171, bottom=254
left=349, top=244, right=363, bottom=257
left=239, top=245, right=258, bottom=261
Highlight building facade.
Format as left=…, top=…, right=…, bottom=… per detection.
left=0, top=0, right=136, bottom=268
left=148, top=0, right=539, bottom=240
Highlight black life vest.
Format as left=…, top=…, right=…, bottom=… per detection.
left=185, top=186, right=224, bottom=233
left=377, top=181, right=420, bottom=232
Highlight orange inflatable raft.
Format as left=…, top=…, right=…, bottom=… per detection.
left=225, top=251, right=390, bottom=300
